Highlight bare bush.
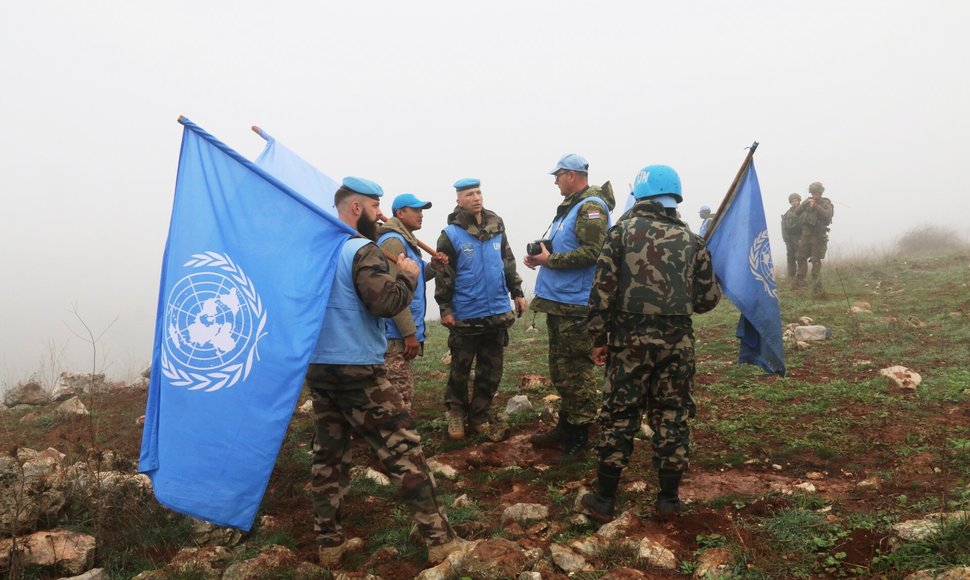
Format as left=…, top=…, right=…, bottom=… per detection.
left=895, top=225, right=968, bottom=256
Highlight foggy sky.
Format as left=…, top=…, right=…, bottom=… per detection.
left=2, top=1, right=968, bottom=386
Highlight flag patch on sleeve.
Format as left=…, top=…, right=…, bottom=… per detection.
left=587, top=210, right=601, bottom=219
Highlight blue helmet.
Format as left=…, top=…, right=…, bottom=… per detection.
left=632, top=165, right=683, bottom=202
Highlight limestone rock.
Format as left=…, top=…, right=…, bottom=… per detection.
left=794, top=482, right=817, bottom=493
left=880, top=366, right=922, bottom=390
left=189, top=518, right=245, bottom=547
left=296, top=399, right=313, bottom=415
left=53, top=372, right=107, bottom=399
left=351, top=466, right=391, bottom=486
left=222, top=545, right=297, bottom=580
left=55, top=397, right=89, bottom=417
left=849, top=301, right=873, bottom=314
left=636, top=536, right=677, bottom=570
left=460, top=538, right=531, bottom=579
left=602, top=568, right=650, bottom=579
left=695, top=547, right=733, bottom=578
left=167, top=546, right=231, bottom=577
left=550, top=543, right=592, bottom=573
left=0, top=529, right=96, bottom=575
left=905, top=566, right=970, bottom=579
left=596, top=510, right=640, bottom=539
left=505, top=395, right=533, bottom=415
left=519, top=572, right=542, bottom=580
left=893, top=511, right=970, bottom=541
left=60, top=568, right=108, bottom=580
left=4, top=381, right=49, bottom=407
left=502, top=503, right=548, bottom=527
left=857, top=477, right=882, bottom=492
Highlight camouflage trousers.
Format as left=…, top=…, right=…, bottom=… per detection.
left=444, top=327, right=508, bottom=426
left=546, top=313, right=599, bottom=426
left=785, top=240, right=799, bottom=279
left=305, top=363, right=455, bottom=547
left=796, top=228, right=828, bottom=293
left=384, top=339, right=417, bottom=413
left=596, top=337, right=697, bottom=473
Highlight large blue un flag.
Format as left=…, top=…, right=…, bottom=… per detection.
left=706, top=159, right=786, bottom=376
left=139, top=118, right=354, bottom=530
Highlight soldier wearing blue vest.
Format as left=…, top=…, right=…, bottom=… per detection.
left=306, top=177, right=469, bottom=568
left=524, top=154, right=615, bottom=463
left=435, top=178, right=527, bottom=441
left=377, top=193, right=447, bottom=412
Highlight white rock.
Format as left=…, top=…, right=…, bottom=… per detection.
left=880, top=366, right=922, bottom=390
left=794, top=482, right=817, bottom=493
left=905, top=566, right=970, bottom=579
left=857, top=477, right=882, bottom=492
left=519, top=573, right=542, bottom=580
left=427, top=459, right=459, bottom=480
left=351, top=466, right=391, bottom=486
left=694, top=547, right=733, bottom=578
left=60, top=568, right=109, bottom=580
left=296, top=399, right=313, bottom=415
left=550, top=543, right=591, bottom=573
left=504, top=395, right=533, bottom=415
left=55, top=396, right=89, bottom=417
left=0, top=529, right=96, bottom=575
left=625, top=481, right=648, bottom=492
left=502, top=503, right=548, bottom=526
left=894, top=511, right=970, bottom=541
left=596, top=510, right=640, bottom=539
left=452, top=493, right=472, bottom=508
left=636, top=536, right=677, bottom=570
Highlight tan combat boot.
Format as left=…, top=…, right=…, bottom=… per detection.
left=446, top=409, right=465, bottom=441
left=318, top=537, right=363, bottom=568
left=427, top=537, right=476, bottom=564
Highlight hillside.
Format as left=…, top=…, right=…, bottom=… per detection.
left=1, top=250, right=968, bottom=579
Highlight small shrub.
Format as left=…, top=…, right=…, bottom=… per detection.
left=896, top=225, right=967, bottom=256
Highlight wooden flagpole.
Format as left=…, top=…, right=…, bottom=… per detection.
left=704, top=141, right=759, bottom=241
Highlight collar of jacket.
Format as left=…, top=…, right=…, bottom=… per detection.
left=377, top=217, right=420, bottom=251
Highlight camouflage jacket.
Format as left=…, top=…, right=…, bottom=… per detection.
left=435, top=206, right=523, bottom=331
left=781, top=206, right=801, bottom=243
left=351, top=239, right=417, bottom=318
left=531, top=183, right=616, bottom=317
left=588, top=200, right=721, bottom=347
left=377, top=217, right=441, bottom=338
left=793, top=196, right=834, bottom=231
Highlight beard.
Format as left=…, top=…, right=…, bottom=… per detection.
left=356, top=213, right=378, bottom=241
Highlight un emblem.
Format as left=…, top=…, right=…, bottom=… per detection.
left=161, top=251, right=268, bottom=392
left=748, top=230, right=777, bottom=298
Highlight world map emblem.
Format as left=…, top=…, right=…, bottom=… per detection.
left=748, top=230, right=777, bottom=298
left=161, top=251, right=268, bottom=391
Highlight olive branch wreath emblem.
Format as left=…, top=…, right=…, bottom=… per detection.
left=161, top=251, right=268, bottom=392
left=748, top=230, right=777, bottom=299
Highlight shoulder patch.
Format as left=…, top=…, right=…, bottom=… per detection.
left=587, top=210, right=601, bottom=219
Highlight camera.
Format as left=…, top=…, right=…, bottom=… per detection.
left=526, top=239, right=552, bottom=256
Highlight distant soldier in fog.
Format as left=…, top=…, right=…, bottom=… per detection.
left=781, top=193, right=802, bottom=281
left=793, top=182, right=834, bottom=296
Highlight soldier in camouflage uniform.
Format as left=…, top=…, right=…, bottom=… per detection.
left=793, top=181, right=834, bottom=296
left=580, top=165, right=721, bottom=523
left=781, top=193, right=802, bottom=280
left=525, top=154, right=615, bottom=463
left=436, top=178, right=528, bottom=441
left=305, top=177, right=468, bottom=568
left=377, top=193, right=447, bottom=413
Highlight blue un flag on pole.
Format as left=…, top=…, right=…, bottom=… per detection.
left=706, top=146, right=786, bottom=376
left=138, top=117, right=355, bottom=529
left=251, top=125, right=339, bottom=216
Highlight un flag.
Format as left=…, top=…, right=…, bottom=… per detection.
left=706, top=159, right=786, bottom=376
left=139, top=118, right=355, bottom=530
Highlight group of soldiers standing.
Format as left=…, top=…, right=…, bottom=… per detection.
left=301, top=156, right=724, bottom=568
left=781, top=181, right=835, bottom=296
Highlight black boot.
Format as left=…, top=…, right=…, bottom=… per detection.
left=530, top=413, right=567, bottom=449
left=581, top=464, right=622, bottom=522
left=656, top=469, right=686, bottom=515
left=553, top=423, right=589, bottom=464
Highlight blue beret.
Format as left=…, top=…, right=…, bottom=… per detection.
left=392, top=193, right=432, bottom=213
left=549, top=153, right=589, bottom=175
left=699, top=205, right=711, bottom=213
left=341, top=176, right=384, bottom=198
left=453, top=178, right=481, bottom=191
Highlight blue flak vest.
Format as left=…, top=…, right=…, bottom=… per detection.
left=443, top=225, right=512, bottom=320
left=377, top=231, right=427, bottom=342
left=535, top=197, right=611, bottom=307
left=309, top=238, right=387, bottom=365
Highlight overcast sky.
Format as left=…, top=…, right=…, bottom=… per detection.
left=2, top=1, right=968, bottom=386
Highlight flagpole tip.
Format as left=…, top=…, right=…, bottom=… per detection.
left=251, top=125, right=261, bottom=134
left=178, top=115, right=188, bottom=125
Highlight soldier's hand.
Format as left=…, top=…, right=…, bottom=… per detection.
left=431, top=252, right=449, bottom=268
left=514, top=296, right=528, bottom=317
left=592, top=346, right=608, bottom=366
left=523, top=255, right=537, bottom=270
left=440, top=313, right=456, bottom=328
left=403, top=334, right=420, bottom=359
left=397, top=255, right=419, bottom=276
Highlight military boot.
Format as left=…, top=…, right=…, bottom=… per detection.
left=580, top=464, right=622, bottom=523
left=656, top=469, right=686, bottom=516
left=529, top=413, right=567, bottom=449
left=446, top=408, right=465, bottom=441
left=553, top=422, right=589, bottom=464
